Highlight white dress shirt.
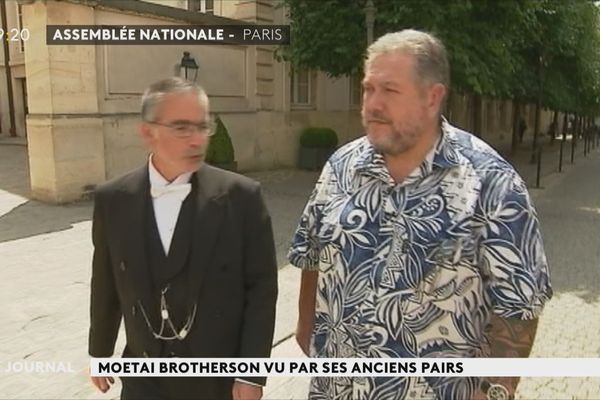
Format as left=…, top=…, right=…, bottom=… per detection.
left=148, top=155, right=193, bottom=255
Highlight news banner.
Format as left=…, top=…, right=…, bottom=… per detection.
left=46, top=25, right=290, bottom=45
left=91, top=358, right=600, bottom=377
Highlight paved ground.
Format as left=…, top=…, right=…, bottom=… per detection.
left=0, top=137, right=599, bottom=399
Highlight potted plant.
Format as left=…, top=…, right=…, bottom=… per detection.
left=298, top=127, right=338, bottom=170
left=205, top=115, right=237, bottom=171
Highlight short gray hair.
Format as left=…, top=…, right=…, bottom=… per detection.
left=141, top=77, right=209, bottom=122
left=366, top=29, right=449, bottom=89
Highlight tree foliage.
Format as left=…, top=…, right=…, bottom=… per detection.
left=277, top=0, right=600, bottom=116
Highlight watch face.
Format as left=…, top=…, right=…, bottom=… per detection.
left=487, top=383, right=510, bottom=400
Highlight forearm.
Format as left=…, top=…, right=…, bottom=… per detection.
left=239, top=184, right=278, bottom=367
left=484, top=315, right=539, bottom=392
left=240, top=274, right=278, bottom=357
left=298, top=270, right=318, bottom=326
left=89, top=268, right=122, bottom=357
left=488, top=314, right=538, bottom=357
left=296, top=270, right=318, bottom=355
left=236, top=236, right=277, bottom=385
left=89, top=199, right=122, bottom=357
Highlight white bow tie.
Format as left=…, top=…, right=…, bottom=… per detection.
left=150, top=183, right=191, bottom=200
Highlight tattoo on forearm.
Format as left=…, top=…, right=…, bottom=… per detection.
left=483, top=316, right=539, bottom=394
left=486, top=315, right=538, bottom=358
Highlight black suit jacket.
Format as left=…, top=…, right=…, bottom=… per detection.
left=89, top=164, right=278, bottom=389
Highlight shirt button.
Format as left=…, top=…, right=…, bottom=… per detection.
left=119, top=261, right=126, bottom=271
left=131, top=306, right=136, bottom=316
left=143, top=351, right=149, bottom=358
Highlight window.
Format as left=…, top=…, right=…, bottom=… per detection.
left=188, top=0, right=200, bottom=11
left=349, top=72, right=362, bottom=107
left=201, top=0, right=214, bottom=14
left=291, top=67, right=311, bottom=106
left=188, top=0, right=212, bottom=13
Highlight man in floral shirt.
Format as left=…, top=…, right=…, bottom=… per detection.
left=289, top=30, right=552, bottom=400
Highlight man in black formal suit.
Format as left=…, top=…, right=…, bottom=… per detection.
left=88, top=77, right=278, bottom=400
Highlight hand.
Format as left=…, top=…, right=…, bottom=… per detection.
left=90, top=376, right=115, bottom=393
left=232, top=381, right=262, bottom=400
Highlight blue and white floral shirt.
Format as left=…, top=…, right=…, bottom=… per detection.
left=288, top=121, right=552, bottom=400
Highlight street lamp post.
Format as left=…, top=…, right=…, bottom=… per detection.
left=531, top=54, right=545, bottom=163
left=180, top=51, right=199, bottom=82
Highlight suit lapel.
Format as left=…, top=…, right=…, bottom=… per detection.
left=187, top=165, right=227, bottom=300
left=116, top=164, right=226, bottom=318
left=119, top=165, right=156, bottom=312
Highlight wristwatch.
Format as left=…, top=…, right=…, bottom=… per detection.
left=480, top=380, right=513, bottom=400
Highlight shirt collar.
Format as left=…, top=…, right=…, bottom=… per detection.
left=431, top=118, right=462, bottom=171
left=355, top=117, right=461, bottom=184
left=355, top=143, right=394, bottom=184
left=148, top=154, right=193, bottom=188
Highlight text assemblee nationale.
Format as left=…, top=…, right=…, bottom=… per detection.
left=50, top=27, right=224, bottom=42
left=46, top=25, right=290, bottom=45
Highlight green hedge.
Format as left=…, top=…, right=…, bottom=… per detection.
left=205, top=115, right=235, bottom=164
left=299, top=127, right=338, bottom=148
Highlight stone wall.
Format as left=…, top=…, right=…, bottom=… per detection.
left=15, top=0, right=567, bottom=203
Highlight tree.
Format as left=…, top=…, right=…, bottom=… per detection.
left=276, top=0, right=366, bottom=77
left=277, top=0, right=600, bottom=128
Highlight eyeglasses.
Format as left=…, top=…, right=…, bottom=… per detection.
left=146, top=120, right=215, bottom=138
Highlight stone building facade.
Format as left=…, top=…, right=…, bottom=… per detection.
left=0, top=0, right=555, bottom=202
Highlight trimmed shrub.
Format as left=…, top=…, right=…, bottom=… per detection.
left=299, top=127, right=338, bottom=148
left=205, top=115, right=235, bottom=164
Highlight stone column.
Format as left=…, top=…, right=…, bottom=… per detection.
left=234, top=0, right=275, bottom=111
left=23, top=0, right=105, bottom=203
left=233, top=1, right=283, bottom=168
